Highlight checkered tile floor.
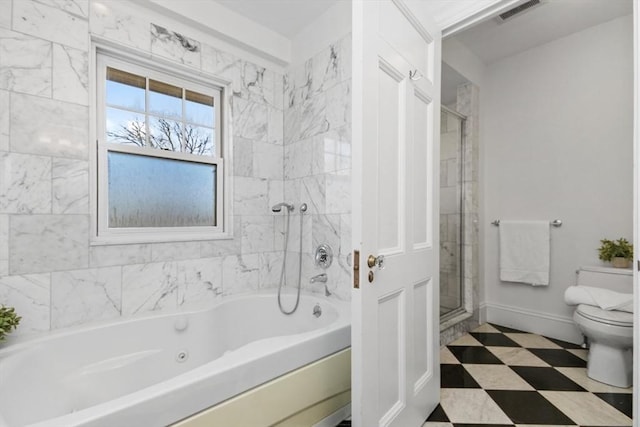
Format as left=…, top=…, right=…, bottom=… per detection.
left=424, top=323, right=633, bottom=426
left=337, top=323, right=632, bottom=427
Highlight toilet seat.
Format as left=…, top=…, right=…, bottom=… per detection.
left=575, top=304, right=633, bottom=327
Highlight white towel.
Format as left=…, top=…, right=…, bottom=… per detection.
left=499, top=220, right=550, bottom=286
left=564, top=285, right=633, bottom=313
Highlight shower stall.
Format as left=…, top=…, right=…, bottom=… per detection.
left=438, top=74, right=480, bottom=343
left=440, top=106, right=466, bottom=321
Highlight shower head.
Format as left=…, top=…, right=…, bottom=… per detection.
left=271, top=202, right=294, bottom=213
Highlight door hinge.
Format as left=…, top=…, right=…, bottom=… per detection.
left=353, top=250, right=360, bottom=289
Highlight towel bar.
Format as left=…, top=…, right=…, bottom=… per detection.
left=492, top=219, right=562, bottom=227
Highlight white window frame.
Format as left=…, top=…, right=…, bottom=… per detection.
left=92, top=45, right=233, bottom=244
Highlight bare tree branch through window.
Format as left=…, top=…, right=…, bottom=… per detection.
left=107, top=117, right=212, bottom=155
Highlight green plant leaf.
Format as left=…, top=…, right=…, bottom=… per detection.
left=0, top=305, right=21, bottom=341
left=598, top=237, right=634, bottom=262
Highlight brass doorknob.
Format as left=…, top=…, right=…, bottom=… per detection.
left=367, top=254, right=385, bottom=269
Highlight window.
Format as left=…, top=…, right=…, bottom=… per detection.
left=95, top=53, right=227, bottom=242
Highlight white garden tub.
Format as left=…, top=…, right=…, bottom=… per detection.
left=0, top=290, right=350, bottom=427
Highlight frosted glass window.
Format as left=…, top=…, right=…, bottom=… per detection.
left=98, top=53, right=225, bottom=241
left=108, top=152, right=216, bottom=228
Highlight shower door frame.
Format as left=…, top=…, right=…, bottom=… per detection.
left=439, top=105, right=470, bottom=327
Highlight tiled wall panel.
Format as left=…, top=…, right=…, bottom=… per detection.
left=1, top=1, right=354, bottom=338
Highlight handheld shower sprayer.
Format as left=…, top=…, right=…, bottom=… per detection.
left=273, top=202, right=307, bottom=315
left=271, top=202, right=294, bottom=213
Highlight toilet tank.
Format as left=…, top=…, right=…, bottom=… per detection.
left=577, top=266, right=633, bottom=293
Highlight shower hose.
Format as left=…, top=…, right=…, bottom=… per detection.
left=277, top=204, right=306, bottom=315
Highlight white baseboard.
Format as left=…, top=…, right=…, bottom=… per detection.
left=484, top=302, right=583, bottom=345
left=478, top=302, right=488, bottom=325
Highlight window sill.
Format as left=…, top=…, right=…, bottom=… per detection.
left=90, top=230, right=234, bottom=246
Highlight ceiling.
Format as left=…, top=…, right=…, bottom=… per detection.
left=215, top=0, right=340, bottom=38
left=206, top=0, right=632, bottom=69
left=451, top=0, right=632, bottom=64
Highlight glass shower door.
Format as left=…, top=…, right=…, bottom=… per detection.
left=440, top=107, right=465, bottom=319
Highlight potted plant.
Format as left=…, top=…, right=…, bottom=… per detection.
left=0, top=305, right=21, bottom=342
left=598, top=238, right=634, bottom=268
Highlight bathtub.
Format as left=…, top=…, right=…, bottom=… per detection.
left=0, top=290, right=351, bottom=427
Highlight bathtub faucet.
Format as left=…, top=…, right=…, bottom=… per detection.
left=310, top=274, right=331, bottom=296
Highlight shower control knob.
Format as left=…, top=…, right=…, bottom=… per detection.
left=315, top=244, right=333, bottom=269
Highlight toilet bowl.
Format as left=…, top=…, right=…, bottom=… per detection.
left=573, top=303, right=633, bottom=387
left=566, top=266, right=634, bottom=388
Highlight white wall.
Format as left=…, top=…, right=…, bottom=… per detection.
left=442, top=37, right=485, bottom=88
left=482, top=14, right=634, bottom=342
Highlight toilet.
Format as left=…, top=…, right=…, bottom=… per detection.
left=571, top=266, right=633, bottom=388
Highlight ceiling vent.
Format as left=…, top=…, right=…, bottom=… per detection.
left=496, top=0, right=544, bottom=23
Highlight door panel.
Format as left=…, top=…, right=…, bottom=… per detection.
left=352, top=0, right=441, bottom=426
left=377, top=290, right=405, bottom=423
left=377, top=59, right=406, bottom=253
left=412, top=278, right=433, bottom=394
left=412, top=88, right=432, bottom=248
left=413, top=280, right=429, bottom=377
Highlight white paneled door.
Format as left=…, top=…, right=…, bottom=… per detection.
left=352, top=0, right=441, bottom=426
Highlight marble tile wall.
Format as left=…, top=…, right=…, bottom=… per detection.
left=282, top=35, right=352, bottom=302
left=0, top=0, right=288, bottom=337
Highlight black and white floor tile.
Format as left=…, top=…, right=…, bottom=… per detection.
left=425, top=323, right=632, bottom=426
left=337, top=323, right=632, bottom=427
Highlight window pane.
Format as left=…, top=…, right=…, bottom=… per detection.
left=108, top=151, right=216, bottom=228
left=149, top=116, right=182, bottom=152
left=149, top=79, right=182, bottom=119
left=183, top=125, right=214, bottom=156
left=106, top=68, right=145, bottom=111
left=185, top=90, right=214, bottom=127
left=106, top=107, right=147, bottom=147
